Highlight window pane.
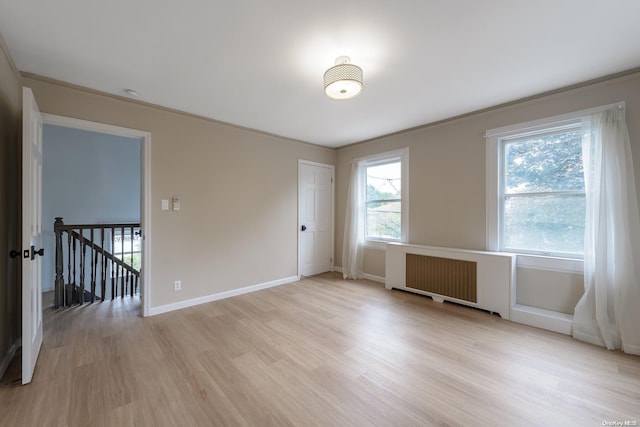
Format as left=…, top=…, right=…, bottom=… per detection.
left=113, top=231, right=142, bottom=269
left=365, top=160, right=402, bottom=241
left=366, top=201, right=401, bottom=240
left=366, top=162, right=401, bottom=202
left=504, top=131, right=584, bottom=194
left=504, top=194, right=585, bottom=255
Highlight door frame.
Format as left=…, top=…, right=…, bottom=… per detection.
left=41, top=113, right=152, bottom=317
left=297, top=159, right=335, bottom=278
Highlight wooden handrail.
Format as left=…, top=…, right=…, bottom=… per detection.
left=54, top=217, right=141, bottom=308
left=69, top=230, right=140, bottom=275
left=56, top=222, right=142, bottom=231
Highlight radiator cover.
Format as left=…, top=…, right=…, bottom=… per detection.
left=406, top=254, right=477, bottom=303
left=385, top=243, right=515, bottom=319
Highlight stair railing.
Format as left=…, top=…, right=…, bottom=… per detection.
left=54, top=217, right=141, bottom=308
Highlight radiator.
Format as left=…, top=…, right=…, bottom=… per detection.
left=385, top=243, right=515, bottom=319
left=406, top=254, right=477, bottom=303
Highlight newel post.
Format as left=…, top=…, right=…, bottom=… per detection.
left=54, top=217, right=64, bottom=308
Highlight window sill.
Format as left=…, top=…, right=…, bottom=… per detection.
left=363, top=240, right=400, bottom=250
left=515, top=254, right=583, bottom=274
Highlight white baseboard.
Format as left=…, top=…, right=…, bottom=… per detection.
left=337, top=266, right=570, bottom=334
left=150, top=273, right=574, bottom=337
left=332, top=266, right=385, bottom=284
left=0, top=342, right=17, bottom=380
left=510, top=304, right=573, bottom=335
left=148, top=275, right=300, bottom=316
left=362, top=273, right=385, bottom=283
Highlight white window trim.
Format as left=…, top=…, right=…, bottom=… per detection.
left=485, top=102, right=624, bottom=272
left=358, top=148, right=409, bottom=250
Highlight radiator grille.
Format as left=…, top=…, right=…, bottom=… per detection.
left=406, top=254, right=477, bottom=302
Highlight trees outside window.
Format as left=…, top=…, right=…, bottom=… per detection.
left=502, top=128, right=585, bottom=256
left=365, top=161, right=402, bottom=240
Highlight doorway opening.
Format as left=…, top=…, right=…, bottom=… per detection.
left=41, top=114, right=151, bottom=317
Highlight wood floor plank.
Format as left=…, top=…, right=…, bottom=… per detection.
left=1, top=272, right=639, bottom=426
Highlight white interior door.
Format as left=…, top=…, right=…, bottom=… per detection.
left=22, top=87, right=44, bottom=385
left=299, top=161, right=334, bottom=277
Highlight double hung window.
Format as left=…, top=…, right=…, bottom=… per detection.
left=361, top=148, right=408, bottom=245
left=501, top=126, right=585, bottom=257
left=487, top=116, right=587, bottom=260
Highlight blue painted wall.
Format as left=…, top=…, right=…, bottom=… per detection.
left=42, top=124, right=141, bottom=291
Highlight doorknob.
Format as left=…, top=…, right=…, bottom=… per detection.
left=9, top=249, right=21, bottom=259
left=30, top=245, right=45, bottom=260
left=301, top=225, right=307, bottom=231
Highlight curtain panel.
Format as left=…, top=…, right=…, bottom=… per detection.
left=342, top=160, right=365, bottom=279
left=572, top=108, right=640, bottom=355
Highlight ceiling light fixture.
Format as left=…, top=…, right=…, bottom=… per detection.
left=323, top=56, right=363, bottom=100
left=124, top=88, right=138, bottom=97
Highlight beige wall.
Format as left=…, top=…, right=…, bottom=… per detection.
left=23, top=76, right=335, bottom=308
left=0, top=37, right=21, bottom=369
left=516, top=268, right=583, bottom=314
left=9, top=54, right=640, bottom=318
left=335, top=72, right=640, bottom=314
left=362, top=247, right=385, bottom=278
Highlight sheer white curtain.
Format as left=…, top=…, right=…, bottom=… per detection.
left=342, top=160, right=365, bottom=279
left=572, top=107, right=640, bottom=355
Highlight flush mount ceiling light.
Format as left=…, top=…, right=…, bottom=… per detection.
left=323, top=56, right=363, bottom=100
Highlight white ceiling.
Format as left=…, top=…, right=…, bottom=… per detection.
left=1, top=1, right=640, bottom=148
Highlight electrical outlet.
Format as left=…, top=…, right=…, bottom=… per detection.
left=174, top=280, right=182, bottom=291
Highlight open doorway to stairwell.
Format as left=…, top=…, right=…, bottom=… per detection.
left=40, top=115, right=151, bottom=316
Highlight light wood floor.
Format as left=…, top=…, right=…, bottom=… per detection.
left=1, top=273, right=639, bottom=426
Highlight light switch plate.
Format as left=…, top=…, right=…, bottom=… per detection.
left=161, top=199, right=169, bottom=210
left=172, top=196, right=180, bottom=211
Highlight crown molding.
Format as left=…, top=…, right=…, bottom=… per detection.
left=338, top=67, right=640, bottom=151
left=0, top=31, right=20, bottom=81
left=20, top=72, right=336, bottom=153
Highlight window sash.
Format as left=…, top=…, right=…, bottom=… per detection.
left=504, top=190, right=584, bottom=197
left=501, top=193, right=585, bottom=257
left=364, top=161, right=401, bottom=194
left=365, top=198, right=401, bottom=204
left=498, top=129, right=585, bottom=258
left=365, top=161, right=402, bottom=241
left=359, top=150, right=407, bottom=244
